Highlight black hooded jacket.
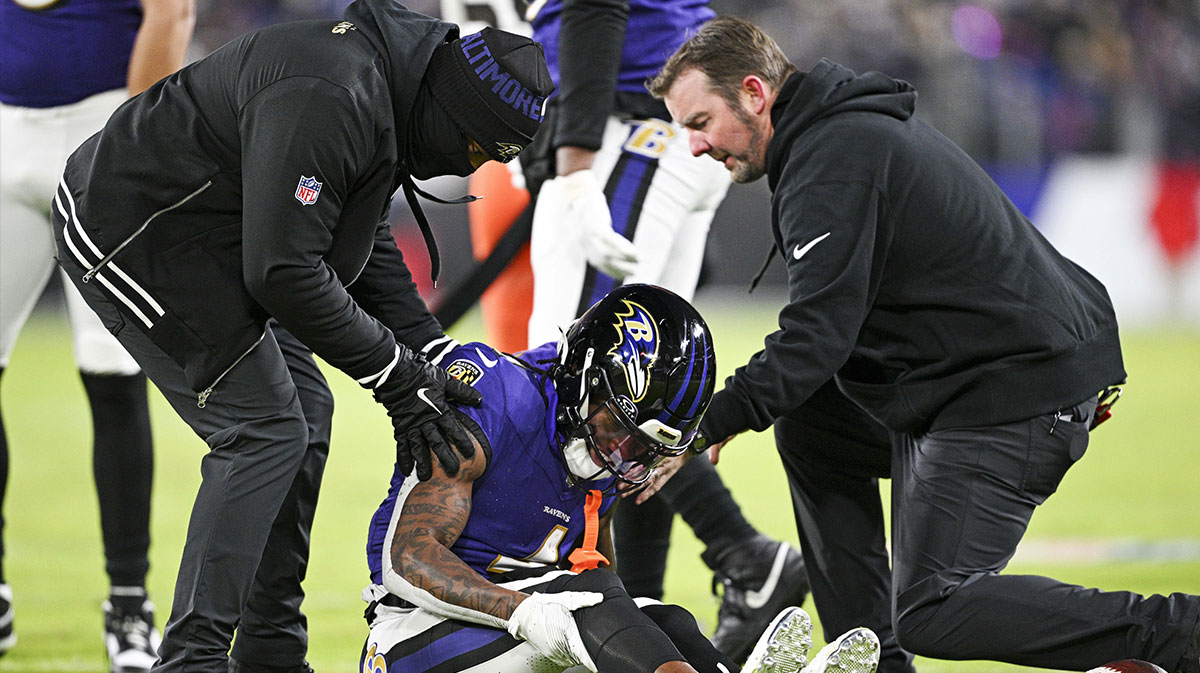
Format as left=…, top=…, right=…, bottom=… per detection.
left=702, top=60, right=1126, bottom=439
left=58, top=1, right=455, bottom=399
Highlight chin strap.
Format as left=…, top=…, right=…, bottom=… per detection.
left=568, top=490, right=608, bottom=572
left=398, top=172, right=478, bottom=286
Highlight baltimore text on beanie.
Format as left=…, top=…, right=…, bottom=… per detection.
left=424, top=27, right=555, bottom=163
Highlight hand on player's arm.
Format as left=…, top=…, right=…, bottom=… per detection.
left=366, top=347, right=482, bottom=480
left=385, top=437, right=600, bottom=669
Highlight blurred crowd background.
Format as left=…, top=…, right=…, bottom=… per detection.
left=180, top=0, right=1200, bottom=324
left=188, top=0, right=1200, bottom=165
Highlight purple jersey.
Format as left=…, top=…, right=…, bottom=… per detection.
left=530, top=0, right=713, bottom=97
left=0, top=0, right=142, bottom=107
left=366, top=341, right=616, bottom=584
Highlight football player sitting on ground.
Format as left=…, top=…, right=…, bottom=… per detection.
left=359, top=284, right=880, bottom=673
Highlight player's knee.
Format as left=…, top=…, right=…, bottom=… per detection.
left=551, top=569, right=682, bottom=673
left=639, top=602, right=699, bottom=636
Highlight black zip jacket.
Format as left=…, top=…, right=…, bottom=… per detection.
left=59, top=1, right=451, bottom=398
left=703, top=60, right=1126, bottom=439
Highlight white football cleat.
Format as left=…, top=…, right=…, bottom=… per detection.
left=741, top=606, right=813, bottom=673
left=799, top=627, right=880, bottom=673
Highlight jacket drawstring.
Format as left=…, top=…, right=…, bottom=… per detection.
left=398, top=172, right=477, bottom=287
left=748, top=243, right=778, bottom=294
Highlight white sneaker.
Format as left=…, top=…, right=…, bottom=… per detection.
left=0, top=584, right=16, bottom=655
left=799, top=627, right=880, bottom=673
left=103, top=598, right=161, bottom=672
left=741, top=606, right=813, bottom=673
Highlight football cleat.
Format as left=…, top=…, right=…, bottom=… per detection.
left=103, top=598, right=160, bottom=672
left=0, top=584, right=16, bottom=656
left=799, top=627, right=880, bottom=673
left=707, top=535, right=811, bottom=663
left=742, top=606, right=813, bottom=673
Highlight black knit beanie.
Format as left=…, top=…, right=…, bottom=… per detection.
left=424, top=27, right=555, bottom=163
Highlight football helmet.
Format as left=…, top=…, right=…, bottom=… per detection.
left=552, top=284, right=716, bottom=489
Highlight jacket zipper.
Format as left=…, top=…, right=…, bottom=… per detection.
left=197, top=327, right=268, bottom=408
left=83, top=181, right=213, bottom=283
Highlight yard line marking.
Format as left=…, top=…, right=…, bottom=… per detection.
left=1012, top=538, right=1200, bottom=564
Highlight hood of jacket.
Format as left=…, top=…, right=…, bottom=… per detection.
left=766, top=59, right=916, bottom=192
left=342, top=0, right=457, bottom=169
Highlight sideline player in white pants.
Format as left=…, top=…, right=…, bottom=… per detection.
left=528, top=114, right=731, bottom=338
left=0, top=0, right=193, bottom=668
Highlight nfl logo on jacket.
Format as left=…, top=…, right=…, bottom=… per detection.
left=294, top=175, right=322, bottom=205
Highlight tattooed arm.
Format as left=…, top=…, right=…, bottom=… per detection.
left=382, top=432, right=526, bottom=629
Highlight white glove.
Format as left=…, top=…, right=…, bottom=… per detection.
left=506, top=591, right=602, bottom=671
left=541, top=169, right=640, bottom=279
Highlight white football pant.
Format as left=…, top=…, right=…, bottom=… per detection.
left=528, top=115, right=731, bottom=346
left=1, top=89, right=140, bottom=374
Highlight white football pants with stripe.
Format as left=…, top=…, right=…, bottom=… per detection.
left=528, top=115, right=731, bottom=346
left=0, top=89, right=140, bottom=374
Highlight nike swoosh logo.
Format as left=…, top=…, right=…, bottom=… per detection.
left=744, top=543, right=791, bottom=610
left=475, top=347, right=498, bottom=368
left=793, top=232, right=831, bottom=261
left=415, top=388, right=440, bottom=413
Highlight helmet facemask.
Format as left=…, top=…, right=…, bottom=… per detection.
left=560, top=364, right=691, bottom=492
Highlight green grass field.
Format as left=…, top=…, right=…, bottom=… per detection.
left=1, top=290, right=1198, bottom=673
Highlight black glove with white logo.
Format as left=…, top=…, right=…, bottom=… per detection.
left=364, top=346, right=482, bottom=480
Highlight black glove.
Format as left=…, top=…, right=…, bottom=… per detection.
left=366, top=346, right=483, bottom=480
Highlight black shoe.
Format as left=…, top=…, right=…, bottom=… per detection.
left=705, top=535, right=812, bottom=664
left=228, top=657, right=315, bottom=673
left=0, top=584, right=16, bottom=657
left=103, top=597, right=160, bottom=672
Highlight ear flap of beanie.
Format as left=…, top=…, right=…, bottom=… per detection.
left=424, top=27, right=555, bottom=162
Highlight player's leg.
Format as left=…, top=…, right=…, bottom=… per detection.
left=611, top=495, right=674, bottom=599
left=550, top=571, right=815, bottom=673
left=546, top=568, right=692, bottom=673
left=229, top=323, right=334, bottom=673
left=360, top=569, right=600, bottom=673
left=623, top=118, right=730, bottom=296
left=889, top=400, right=1200, bottom=670
left=776, top=381, right=914, bottom=673
left=528, top=116, right=638, bottom=345
left=638, top=599, right=743, bottom=673
left=0, top=99, right=79, bottom=657
left=361, top=596, right=542, bottom=673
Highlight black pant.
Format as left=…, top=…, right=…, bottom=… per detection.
left=61, top=251, right=331, bottom=672
left=779, top=381, right=1200, bottom=672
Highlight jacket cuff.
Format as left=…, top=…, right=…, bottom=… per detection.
left=701, top=387, right=755, bottom=442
